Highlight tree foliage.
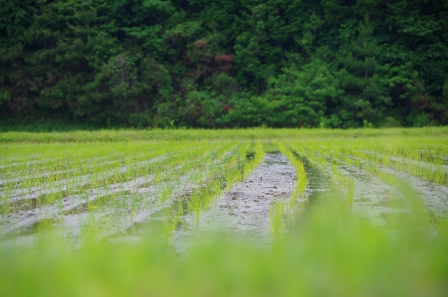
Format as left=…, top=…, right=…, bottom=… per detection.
left=1, top=0, right=447, bottom=128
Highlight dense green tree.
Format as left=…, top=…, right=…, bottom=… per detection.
left=1, top=0, right=447, bottom=128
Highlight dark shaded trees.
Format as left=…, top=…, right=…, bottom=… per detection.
left=1, top=0, right=447, bottom=128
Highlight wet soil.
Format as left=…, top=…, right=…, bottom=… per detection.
left=174, top=154, right=297, bottom=248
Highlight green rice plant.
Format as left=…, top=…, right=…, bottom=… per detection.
left=0, top=188, right=11, bottom=215
left=183, top=146, right=243, bottom=215
left=175, top=142, right=264, bottom=232
left=434, top=164, right=447, bottom=185
left=243, top=141, right=265, bottom=179
left=1, top=143, right=208, bottom=213
left=269, top=201, right=286, bottom=239
left=317, top=140, right=442, bottom=228
left=162, top=214, right=181, bottom=248
left=346, top=177, right=355, bottom=209
left=278, top=143, right=308, bottom=211
left=324, top=139, right=448, bottom=186
left=161, top=185, right=174, bottom=204
left=187, top=191, right=203, bottom=227
left=293, top=142, right=355, bottom=210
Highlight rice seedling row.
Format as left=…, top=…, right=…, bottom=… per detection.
left=274, top=140, right=446, bottom=233
left=311, top=141, right=448, bottom=214
left=0, top=142, right=256, bottom=248
left=105, top=144, right=252, bottom=246
left=173, top=142, right=302, bottom=249
left=0, top=143, right=208, bottom=214
left=336, top=152, right=448, bottom=218
left=333, top=146, right=448, bottom=185
left=0, top=142, right=190, bottom=195
left=0, top=137, right=446, bottom=246
left=0, top=142, right=229, bottom=239
left=0, top=145, right=236, bottom=248
left=1, top=129, right=448, bottom=297
left=102, top=142, right=254, bottom=234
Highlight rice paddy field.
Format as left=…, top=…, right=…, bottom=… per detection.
left=1, top=127, right=448, bottom=297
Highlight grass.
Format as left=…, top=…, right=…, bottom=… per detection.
left=0, top=127, right=447, bottom=143
left=0, top=128, right=447, bottom=296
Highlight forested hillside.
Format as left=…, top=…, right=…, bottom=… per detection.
left=1, top=0, right=447, bottom=128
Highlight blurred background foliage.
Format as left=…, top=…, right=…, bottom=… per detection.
left=1, top=0, right=447, bottom=129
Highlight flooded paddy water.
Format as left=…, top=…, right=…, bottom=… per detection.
left=1, top=137, right=446, bottom=250
left=1, top=129, right=448, bottom=296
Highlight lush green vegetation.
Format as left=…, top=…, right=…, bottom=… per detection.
left=2, top=200, right=447, bottom=297
left=1, top=126, right=447, bottom=142
left=1, top=0, right=447, bottom=129
left=0, top=129, right=447, bottom=296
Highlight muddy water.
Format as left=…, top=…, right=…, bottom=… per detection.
left=0, top=151, right=233, bottom=248
left=340, top=154, right=448, bottom=218
left=379, top=166, right=448, bottom=217
left=173, top=154, right=297, bottom=248
left=294, top=152, right=399, bottom=227
left=295, top=154, right=335, bottom=205
left=346, top=169, right=399, bottom=226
